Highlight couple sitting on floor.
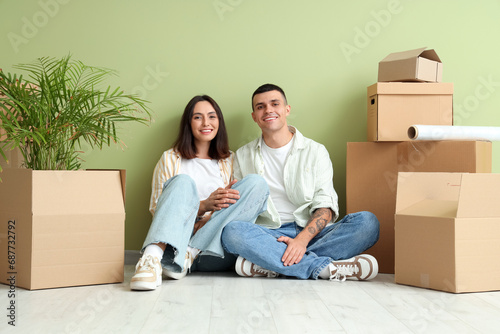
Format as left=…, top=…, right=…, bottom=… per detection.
left=131, top=83, right=380, bottom=291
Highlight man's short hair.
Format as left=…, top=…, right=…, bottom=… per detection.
left=251, top=83, right=287, bottom=109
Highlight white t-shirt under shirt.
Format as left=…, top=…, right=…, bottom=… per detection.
left=261, top=136, right=299, bottom=223
left=180, top=158, right=225, bottom=200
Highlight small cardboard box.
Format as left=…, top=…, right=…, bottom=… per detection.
left=346, top=141, right=492, bottom=274
left=395, top=172, right=500, bottom=293
left=367, top=82, right=453, bottom=142
left=378, top=47, right=442, bottom=82
left=0, top=168, right=125, bottom=290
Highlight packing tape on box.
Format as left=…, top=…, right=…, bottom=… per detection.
left=408, top=125, right=500, bottom=142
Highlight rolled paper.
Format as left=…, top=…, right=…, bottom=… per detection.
left=408, top=125, right=500, bottom=142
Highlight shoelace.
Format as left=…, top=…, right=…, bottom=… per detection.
left=185, top=252, right=194, bottom=274
left=329, top=264, right=359, bottom=282
left=254, top=265, right=278, bottom=278
left=138, top=255, right=157, bottom=272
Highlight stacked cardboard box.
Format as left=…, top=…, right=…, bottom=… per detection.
left=346, top=48, right=493, bottom=282
left=394, top=172, right=500, bottom=293
left=367, top=82, right=453, bottom=142
left=347, top=141, right=491, bottom=275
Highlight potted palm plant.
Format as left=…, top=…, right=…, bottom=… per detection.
left=0, top=55, right=151, bottom=173
left=0, top=56, right=152, bottom=290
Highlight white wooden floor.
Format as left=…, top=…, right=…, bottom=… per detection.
left=2, top=257, right=500, bottom=334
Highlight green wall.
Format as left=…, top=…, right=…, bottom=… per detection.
left=2, top=0, right=499, bottom=250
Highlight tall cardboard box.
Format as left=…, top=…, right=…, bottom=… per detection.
left=346, top=141, right=492, bottom=274
left=0, top=168, right=125, bottom=290
left=378, top=47, right=442, bottom=82
left=395, top=172, right=500, bottom=293
left=367, top=82, right=453, bottom=142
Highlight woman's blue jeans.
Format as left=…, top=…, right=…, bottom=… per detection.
left=142, top=174, right=269, bottom=272
left=221, top=211, right=380, bottom=279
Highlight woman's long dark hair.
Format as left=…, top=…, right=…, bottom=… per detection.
left=172, top=95, right=230, bottom=160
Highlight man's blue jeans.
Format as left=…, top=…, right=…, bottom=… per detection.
left=221, top=211, right=380, bottom=279
left=142, top=174, right=269, bottom=272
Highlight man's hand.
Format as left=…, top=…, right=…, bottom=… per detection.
left=199, top=180, right=239, bottom=216
left=277, top=208, right=333, bottom=266
left=277, top=235, right=309, bottom=266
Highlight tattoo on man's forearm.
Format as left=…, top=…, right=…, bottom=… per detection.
left=306, top=209, right=332, bottom=235
left=315, top=218, right=327, bottom=231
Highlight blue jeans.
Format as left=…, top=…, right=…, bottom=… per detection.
left=142, top=174, right=269, bottom=272
left=221, top=211, right=379, bottom=279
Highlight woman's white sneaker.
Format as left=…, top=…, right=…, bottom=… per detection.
left=162, top=251, right=195, bottom=280
left=130, top=255, right=162, bottom=290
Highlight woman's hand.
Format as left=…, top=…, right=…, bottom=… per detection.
left=198, top=180, right=239, bottom=216
left=193, top=213, right=212, bottom=235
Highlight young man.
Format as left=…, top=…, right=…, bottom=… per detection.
left=221, top=84, right=380, bottom=281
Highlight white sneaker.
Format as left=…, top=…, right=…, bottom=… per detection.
left=130, top=255, right=162, bottom=291
left=328, top=254, right=378, bottom=282
left=235, top=256, right=279, bottom=278
left=162, top=251, right=195, bottom=280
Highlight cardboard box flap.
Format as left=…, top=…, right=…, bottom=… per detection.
left=456, top=173, right=500, bottom=218
left=396, top=199, right=457, bottom=218
left=0, top=168, right=32, bottom=209
left=397, top=173, right=500, bottom=218
left=32, top=170, right=125, bottom=215
left=420, top=49, right=441, bottom=62
left=88, top=169, right=126, bottom=205
left=381, top=47, right=427, bottom=62
left=395, top=172, right=463, bottom=213
left=380, top=47, right=441, bottom=63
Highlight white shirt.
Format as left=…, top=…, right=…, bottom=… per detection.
left=261, top=136, right=298, bottom=223
left=149, top=148, right=234, bottom=215
left=180, top=158, right=225, bottom=200
left=234, top=126, right=339, bottom=228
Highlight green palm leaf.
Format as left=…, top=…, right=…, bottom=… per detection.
left=0, top=55, right=152, bottom=175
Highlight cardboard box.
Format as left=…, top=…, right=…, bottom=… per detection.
left=378, top=47, right=442, bottom=82
left=346, top=141, right=492, bottom=274
left=0, top=169, right=125, bottom=290
left=367, top=82, right=453, bottom=142
left=395, top=172, right=500, bottom=293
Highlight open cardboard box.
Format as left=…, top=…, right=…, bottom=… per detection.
left=395, top=172, right=500, bottom=293
left=378, top=47, right=442, bottom=82
left=367, top=82, right=453, bottom=142
left=0, top=168, right=126, bottom=290
left=346, top=141, right=492, bottom=274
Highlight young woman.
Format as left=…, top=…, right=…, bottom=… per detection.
left=131, top=95, right=268, bottom=291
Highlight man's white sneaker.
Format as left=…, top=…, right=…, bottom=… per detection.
left=130, top=255, right=162, bottom=291
left=163, top=251, right=195, bottom=280
left=328, top=254, right=378, bottom=281
left=235, top=256, right=279, bottom=278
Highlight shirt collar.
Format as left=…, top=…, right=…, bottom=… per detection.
left=256, top=125, right=305, bottom=151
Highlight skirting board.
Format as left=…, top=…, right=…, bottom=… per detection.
left=125, top=250, right=141, bottom=265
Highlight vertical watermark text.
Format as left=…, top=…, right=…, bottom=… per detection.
left=6, top=219, right=17, bottom=327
